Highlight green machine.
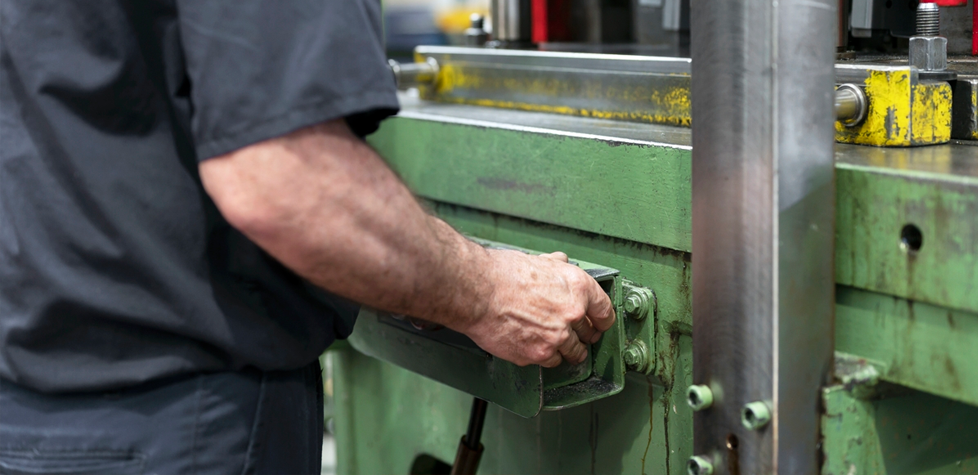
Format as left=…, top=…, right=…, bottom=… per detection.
left=331, top=1, right=978, bottom=474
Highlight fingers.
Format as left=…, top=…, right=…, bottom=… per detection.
left=540, top=352, right=563, bottom=368
left=584, top=279, right=616, bottom=333
left=557, top=330, right=588, bottom=365
left=570, top=315, right=600, bottom=345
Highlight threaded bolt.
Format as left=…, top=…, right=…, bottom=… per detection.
left=916, top=2, right=940, bottom=37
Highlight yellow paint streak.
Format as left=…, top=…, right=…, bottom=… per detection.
left=910, top=81, right=952, bottom=144
left=425, top=63, right=691, bottom=127
left=972, top=86, right=978, bottom=140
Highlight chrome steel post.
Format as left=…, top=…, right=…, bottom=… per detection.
left=490, top=0, right=531, bottom=43
left=690, top=0, right=836, bottom=472
left=835, top=84, right=867, bottom=126
left=387, top=58, right=439, bottom=90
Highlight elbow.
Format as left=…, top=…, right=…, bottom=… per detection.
left=214, top=194, right=286, bottom=241
left=198, top=156, right=292, bottom=242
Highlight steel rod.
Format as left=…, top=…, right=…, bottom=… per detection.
left=464, top=398, right=489, bottom=449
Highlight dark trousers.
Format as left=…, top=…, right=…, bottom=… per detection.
left=0, top=362, right=324, bottom=475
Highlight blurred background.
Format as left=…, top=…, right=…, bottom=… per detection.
left=384, top=0, right=489, bottom=62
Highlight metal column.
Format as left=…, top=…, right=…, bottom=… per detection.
left=690, top=0, right=836, bottom=473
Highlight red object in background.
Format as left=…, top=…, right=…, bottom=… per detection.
left=927, top=0, right=977, bottom=56
left=531, top=0, right=572, bottom=43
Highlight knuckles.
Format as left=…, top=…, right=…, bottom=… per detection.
left=527, top=345, right=557, bottom=364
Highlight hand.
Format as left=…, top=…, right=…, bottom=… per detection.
left=459, top=249, right=617, bottom=368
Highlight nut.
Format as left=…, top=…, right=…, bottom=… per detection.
left=909, top=36, right=947, bottom=71
left=741, top=401, right=772, bottom=430
left=686, top=385, right=714, bottom=411
left=687, top=455, right=714, bottom=475
left=623, top=341, right=651, bottom=372
left=623, top=287, right=655, bottom=320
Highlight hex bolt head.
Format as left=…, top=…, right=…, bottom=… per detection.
left=687, top=455, right=714, bottom=475
left=623, top=287, right=655, bottom=320
left=686, top=385, right=714, bottom=411
left=624, top=294, right=642, bottom=314
left=741, top=401, right=772, bottom=430
left=909, top=36, right=948, bottom=71
left=623, top=341, right=650, bottom=372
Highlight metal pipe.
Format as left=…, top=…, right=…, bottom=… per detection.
left=450, top=398, right=488, bottom=475
left=464, top=398, right=488, bottom=449
left=838, top=0, right=849, bottom=50
left=835, top=83, right=867, bottom=126
left=387, top=58, right=438, bottom=90
left=490, top=0, right=531, bottom=42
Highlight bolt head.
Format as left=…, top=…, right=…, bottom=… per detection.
left=624, top=294, right=642, bottom=314
left=622, top=341, right=650, bottom=372
left=623, top=287, right=654, bottom=320
left=623, top=347, right=641, bottom=366
left=909, top=36, right=947, bottom=71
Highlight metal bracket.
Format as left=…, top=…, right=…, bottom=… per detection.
left=347, top=237, right=629, bottom=417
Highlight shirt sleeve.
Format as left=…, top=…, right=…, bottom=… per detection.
left=176, top=0, right=399, bottom=160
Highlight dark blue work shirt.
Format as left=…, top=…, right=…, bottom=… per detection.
left=0, top=0, right=399, bottom=392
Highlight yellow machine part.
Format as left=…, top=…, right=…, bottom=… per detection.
left=968, top=84, right=978, bottom=140
left=835, top=69, right=952, bottom=147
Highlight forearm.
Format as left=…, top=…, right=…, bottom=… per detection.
left=200, top=121, right=492, bottom=329
left=201, top=119, right=614, bottom=367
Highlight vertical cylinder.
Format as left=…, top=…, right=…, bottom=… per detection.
left=838, top=0, right=849, bottom=50
left=491, top=0, right=532, bottom=42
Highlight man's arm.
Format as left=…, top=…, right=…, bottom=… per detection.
left=198, top=119, right=615, bottom=367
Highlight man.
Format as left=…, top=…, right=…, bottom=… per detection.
left=0, top=1, right=615, bottom=473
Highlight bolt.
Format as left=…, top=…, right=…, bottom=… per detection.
left=909, top=2, right=947, bottom=73
left=623, top=287, right=655, bottom=320
left=464, top=13, right=489, bottom=46
left=686, top=385, right=714, bottom=411
left=916, top=2, right=940, bottom=36
left=742, top=401, right=772, bottom=430
left=687, top=455, right=714, bottom=475
left=623, top=341, right=650, bottom=372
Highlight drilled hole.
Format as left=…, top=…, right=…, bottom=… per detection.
left=900, top=224, right=923, bottom=253
left=726, top=434, right=739, bottom=450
